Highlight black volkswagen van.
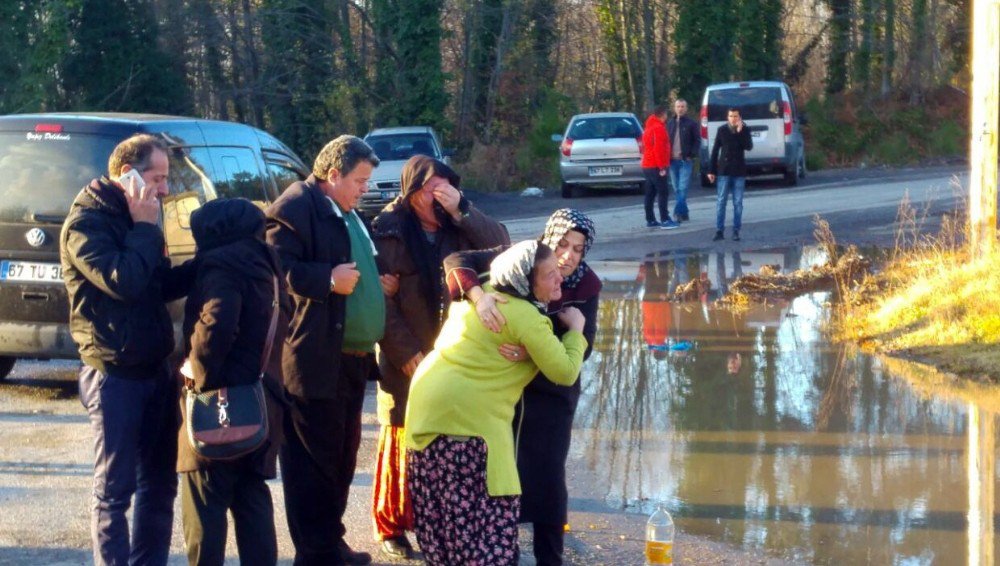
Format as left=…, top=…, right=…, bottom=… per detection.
left=0, top=113, right=309, bottom=379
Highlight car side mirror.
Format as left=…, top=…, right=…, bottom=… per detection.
left=798, top=113, right=808, bottom=126
left=551, top=134, right=563, bottom=143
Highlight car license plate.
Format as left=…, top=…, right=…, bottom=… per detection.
left=751, top=130, right=763, bottom=138
left=0, top=260, right=62, bottom=283
left=588, top=166, right=623, bottom=177
left=380, top=190, right=399, bottom=200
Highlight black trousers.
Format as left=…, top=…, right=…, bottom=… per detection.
left=181, top=463, right=277, bottom=566
left=280, top=355, right=371, bottom=566
left=79, top=363, right=177, bottom=566
left=532, top=523, right=566, bottom=566
left=643, top=167, right=671, bottom=223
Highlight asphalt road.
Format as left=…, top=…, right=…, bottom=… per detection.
left=0, top=164, right=970, bottom=565
left=470, top=163, right=968, bottom=260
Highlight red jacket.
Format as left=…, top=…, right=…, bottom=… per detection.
left=641, top=114, right=671, bottom=169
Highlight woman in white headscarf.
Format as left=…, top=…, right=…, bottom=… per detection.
left=404, top=240, right=587, bottom=566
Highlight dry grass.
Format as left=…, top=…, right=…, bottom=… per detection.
left=716, top=215, right=872, bottom=311
left=834, top=180, right=1000, bottom=381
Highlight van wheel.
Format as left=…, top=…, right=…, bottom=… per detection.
left=798, top=154, right=807, bottom=178
left=0, top=357, right=15, bottom=381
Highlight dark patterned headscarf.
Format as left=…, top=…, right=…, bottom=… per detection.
left=541, top=208, right=595, bottom=289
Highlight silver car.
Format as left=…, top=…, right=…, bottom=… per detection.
left=553, top=112, right=644, bottom=198
left=361, top=126, right=452, bottom=216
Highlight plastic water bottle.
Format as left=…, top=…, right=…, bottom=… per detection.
left=645, top=502, right=675, bottom=564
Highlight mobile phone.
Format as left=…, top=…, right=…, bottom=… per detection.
left=118, top=168, right=146, bottom=191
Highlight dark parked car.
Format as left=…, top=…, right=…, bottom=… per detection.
left=0, top=113, right=309, bottom=380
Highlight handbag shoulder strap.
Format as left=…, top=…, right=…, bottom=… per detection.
left=259, top=275, right=280, bottom=379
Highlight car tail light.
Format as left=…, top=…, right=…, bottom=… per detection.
left=560, top=138, right=573, bottom=157
left=34, top=124, right=63, bottom=133
left=782, top=102, right=792, bottom=136
left=700, top=106, right=708, bottom=139
left=635, top=136, right=644, bottom=154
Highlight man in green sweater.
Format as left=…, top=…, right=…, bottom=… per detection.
left=266, top=135, right=385, bottom=565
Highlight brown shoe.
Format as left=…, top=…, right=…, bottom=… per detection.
left=380, top=535, right=414, bottom=559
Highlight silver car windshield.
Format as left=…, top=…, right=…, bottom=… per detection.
left=568, top=118, right=641, bottom=141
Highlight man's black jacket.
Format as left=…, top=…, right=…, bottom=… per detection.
left=666, top=115, right=701, bottom=160
left=60, top=177, right=197, bottom=378
left=265, top=175, right=365, bottom=400
left=709, top=124, right=754, bottom=177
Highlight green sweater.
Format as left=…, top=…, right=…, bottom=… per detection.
left=404, top=290, right=587, bottom=496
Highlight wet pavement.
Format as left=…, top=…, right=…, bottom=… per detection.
left=568, top=246, right=999, bottom=564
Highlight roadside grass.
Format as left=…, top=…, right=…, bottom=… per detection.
left=833, top=185, right=1000, bottom=381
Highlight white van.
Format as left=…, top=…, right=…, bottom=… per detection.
left=698, top=81, right=807, bottom=186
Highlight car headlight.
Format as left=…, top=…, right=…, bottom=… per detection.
left=367, top=180, right=377, bottom=192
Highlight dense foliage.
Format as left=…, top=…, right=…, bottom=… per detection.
left=0, top=0, right=972, bottom=187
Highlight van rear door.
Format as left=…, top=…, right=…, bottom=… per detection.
left=0, top=127, right=120, bottom=331
left=706, top=86, right=785, bottom=161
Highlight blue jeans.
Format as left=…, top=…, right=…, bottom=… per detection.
left=669, top=159, right=693, bottom=217
left=79, top=364, right=178, bottom=566
left=715, top=176, right=745, bottom=232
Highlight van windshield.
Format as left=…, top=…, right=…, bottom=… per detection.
left=365, top=134, right=437, bottom=162
left=0, top=132, right=118, bottom=223
left=569, top=117, right=641, bottom=140
left=707, top=87, right=783, bottom=121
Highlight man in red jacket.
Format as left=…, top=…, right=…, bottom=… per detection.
left=641, top=105, right=679, bottom=229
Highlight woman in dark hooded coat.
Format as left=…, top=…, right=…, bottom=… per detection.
left=176, top=198, right=290, bottom=566
left=370, top=155, right=508, bottom=558
left=443, top=209, right=601, bottom=565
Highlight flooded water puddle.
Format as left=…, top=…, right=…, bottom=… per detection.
left=574, top=246, right=998, bottom=564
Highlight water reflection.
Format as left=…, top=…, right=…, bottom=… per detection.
left=576, top=248, right=1000, bottom=564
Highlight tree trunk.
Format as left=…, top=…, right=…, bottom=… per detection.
left=641, top=0, right=655, bottom=110
left=618, top=0, right=637, bottom=112
left=880, top=0, right=895, bottom=96
left=483, top=0, right=516, bottom=143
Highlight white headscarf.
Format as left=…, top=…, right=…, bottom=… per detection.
left=489, top=240, right=539, bottom=302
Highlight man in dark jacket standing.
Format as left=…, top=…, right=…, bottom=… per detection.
left=666, top=99, right=701, bottom=222
left=641, top=105, right=679, bottom=229
left=708, top=108, right=754, bottom=241
left=370, top=155, right=509, bottom=558
left=266, top=135, right=383, bottom=565
left=61, top=134, right=197, bottom=565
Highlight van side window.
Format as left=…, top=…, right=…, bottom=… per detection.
left=164, top=147, right=214, bottom=257
left=209, top=147, right=268, bottom=206
left=265, top=160, right=305, bottom=195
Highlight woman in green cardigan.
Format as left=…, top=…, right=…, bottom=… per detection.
left=404, top=240, right=587, bottom=565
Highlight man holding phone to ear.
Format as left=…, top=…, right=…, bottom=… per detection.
left=266, top=135, right=387, bottom=565
left=708, top=107, right=754, bottom=242
left=61, top=134, right=198, bottom=565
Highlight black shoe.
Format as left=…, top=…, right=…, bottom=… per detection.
left=732, top=230, right=741, bottom=241
left=380, top=535, right=414, bottom=559
left=338, top=540, right=372, bottom=565
left=712, top=231, right=724, bottom=241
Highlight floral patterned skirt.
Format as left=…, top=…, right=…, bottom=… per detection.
left=408, top=436, right=520, bottom=565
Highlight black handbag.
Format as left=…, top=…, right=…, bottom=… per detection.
left=184, top=275, right=280, bottom=461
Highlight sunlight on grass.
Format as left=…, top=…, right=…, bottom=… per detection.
left=834, top=183, right=1000, bottom=381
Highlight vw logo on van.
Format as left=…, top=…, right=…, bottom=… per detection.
left=25, top=228, right=47, bottom=248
